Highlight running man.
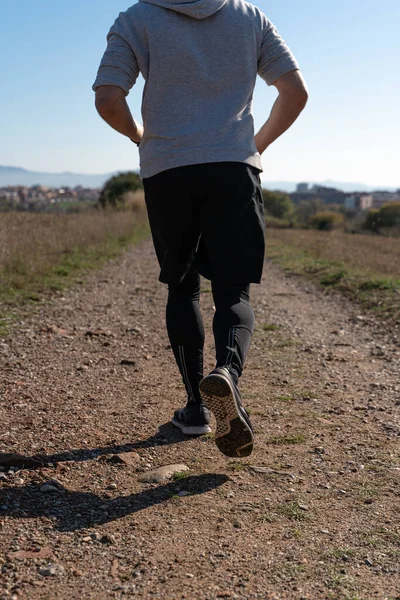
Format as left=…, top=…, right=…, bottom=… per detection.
left=93, top=0, right=308, bottom=457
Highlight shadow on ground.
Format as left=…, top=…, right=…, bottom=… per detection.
left=0, top=474, right=228, bottom=532
left=3, top=422, right=193, bottom=469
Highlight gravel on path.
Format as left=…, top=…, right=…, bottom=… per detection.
left=0, top=239, right=399, bottom=599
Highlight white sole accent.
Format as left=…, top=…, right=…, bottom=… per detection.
left=171, top=417, right=211, bottom=436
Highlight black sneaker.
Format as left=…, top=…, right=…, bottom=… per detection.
left=171, top=403, right=212, bottom=436
left=199, top=367, right=254, bottom=457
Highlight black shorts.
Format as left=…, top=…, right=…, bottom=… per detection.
left=143, top=162, right=265, bottom=285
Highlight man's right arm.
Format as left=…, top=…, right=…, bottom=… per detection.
left=254, top=69, right=308, bottom=155
left=255, top=17, right=308, bottom=154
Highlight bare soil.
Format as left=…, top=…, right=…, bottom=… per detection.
left=0, top=239, right=399, bottom=600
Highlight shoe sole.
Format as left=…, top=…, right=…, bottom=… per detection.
left=171, top=417, right=211, bottom=436
left=199, top=373, right=254, bottom=458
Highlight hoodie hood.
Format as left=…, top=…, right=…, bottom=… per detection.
left=139, top=0, right=228, bottom=20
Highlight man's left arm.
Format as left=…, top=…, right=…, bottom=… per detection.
left=93, top=28, right=143, bottom=144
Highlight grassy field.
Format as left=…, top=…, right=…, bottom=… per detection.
left=0, top=205, right=149, bottom=332
left=266, top=229, right=400, bottom=323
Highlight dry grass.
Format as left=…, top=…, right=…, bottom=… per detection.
left=267, top=229, right=400, bottom=277
left=0, top=207, right=148, bottom=296
left=266, top=229, right=400, bottom=322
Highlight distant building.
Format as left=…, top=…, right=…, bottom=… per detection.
left=344, top=194, right=373, bottom=211
left=296, top=182, right=309, bottom=193
left=290, top=184, right=345, bottom=206
left=0, top=184, right=101, bottom=211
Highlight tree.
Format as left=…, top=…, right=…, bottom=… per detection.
left=99, top=172, right=143, bottom=209
left=262, top=189, right=294, bottom=220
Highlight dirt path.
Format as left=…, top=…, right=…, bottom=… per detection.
left=0, top=239, right=399, bottom=600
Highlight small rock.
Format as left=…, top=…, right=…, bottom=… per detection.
left=107, top=483, right=118, bottom=490
left=364, top=498, right=373, bottom=505
left=85, top=329, right=112, bottom=338
left=138, top=464, right=189, bottom=484
left=40, top=484, right=59, bottom=494
left=76, top=365, right=88, bottom=372
left=126, top=327, right=142, bottom=335
left=314, top=447, right=325, bottom=455
left=39, top=563, right=65, bottom=577
left=46, top=325, right=69, bottom=336
left=365, top=558, right=373, bottom=567
left=14, top=478, right=24, bottom=485
left=186, top=573, right=195, bottom=578
left=100, top=534, right=116, bottom=545
left=109, top=452, right=140, bottom=466
left=120, top=359, right=136, bottom=366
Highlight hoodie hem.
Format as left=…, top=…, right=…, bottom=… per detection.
left=140, top=148, right=263, bottom=179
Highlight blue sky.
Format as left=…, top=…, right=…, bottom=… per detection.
left=1, top=0, right=399, bottom=187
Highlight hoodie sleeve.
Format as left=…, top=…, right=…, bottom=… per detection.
left=257, top=18, right=299, bottom=86
left=92, top=14, right=140, bottom=95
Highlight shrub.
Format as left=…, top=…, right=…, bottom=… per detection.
left=99, top=172, right=143, bottom=209
left=378, top=202, right=400, bottom=228
left=364, top=208, right=381, bottom=232
left=265, top=215, right=293, bottom=229
left=309, top=211, right=345, bottom=231
left=364, top=203, right=400, bottom=233
left=262, top=190, right=294, bottom=220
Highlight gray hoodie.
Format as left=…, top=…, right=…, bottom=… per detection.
left=93, top=0, right=299, bottom=178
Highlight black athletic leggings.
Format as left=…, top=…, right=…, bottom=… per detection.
left=166, top=269, right=255, bottom=404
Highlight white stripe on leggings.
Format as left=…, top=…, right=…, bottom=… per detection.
left=179, top=345, right=194, bottom=401
left=226, top=327, right=236, bottom=368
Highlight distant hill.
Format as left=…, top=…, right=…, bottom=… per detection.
left=1, top=165, right=397, bottom=193
left=261, top=179, right=398, bottom=193
left=0, top=166, right=114, bottom=189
